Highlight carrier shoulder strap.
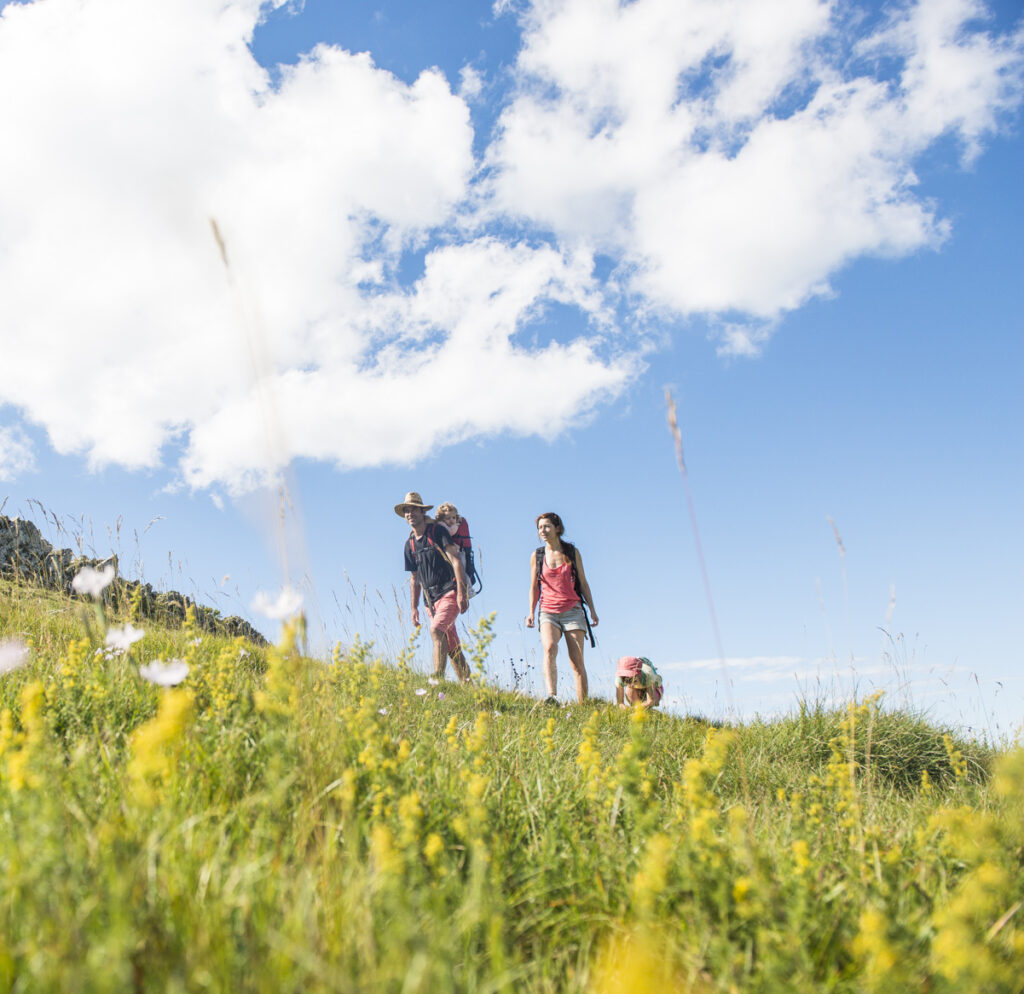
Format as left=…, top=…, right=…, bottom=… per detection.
left=536, top=542, right=579, bottom=590
left=536, top=543, right=594, bottom=647
left=409, top=523, right=456, bottom=593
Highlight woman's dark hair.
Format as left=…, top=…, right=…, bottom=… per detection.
left=535, top=512, right=565, bottom=537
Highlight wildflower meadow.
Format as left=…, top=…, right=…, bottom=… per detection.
left=1, top=573, right=1022, bottom=993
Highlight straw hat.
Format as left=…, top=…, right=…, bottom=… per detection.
left=394, top=491, right=433, bottom=517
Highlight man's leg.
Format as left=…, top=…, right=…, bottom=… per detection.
left=430, top=590, right=470, bottom=682
left=540, top=622, right=561, bottom=699
left=564, top=630, right=588, bottom=703
left=425, top=601, right=447, bottom=678
left=431, top=626, right=448, bottom=679
left=448, top=641, right=471, bottom=682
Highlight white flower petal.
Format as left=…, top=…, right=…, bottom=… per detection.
left=105, top=623, right=146, bottom=652
left=414, top=688, right=427, bottom=696
left=139, top=659, right=190, bottom=687
left=0, top=638, right=30, bottom=675
left=427, top=677, right=439, bottom=686
left=71, top=564, right=115, bottom=598
left=250, top=586, right=304, bottom=620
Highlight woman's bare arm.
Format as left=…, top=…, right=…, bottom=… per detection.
left=526, top=552, right=540, bottom=627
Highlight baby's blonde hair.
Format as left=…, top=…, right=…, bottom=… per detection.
left=436, top=502, right=460, bottom=522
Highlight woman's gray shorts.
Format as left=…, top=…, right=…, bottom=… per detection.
left=539, top=604, right=587, bottom=634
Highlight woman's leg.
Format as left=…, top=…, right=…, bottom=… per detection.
left=564, top=630, right=588, bottom=703
left=540, top=622, right=561, bottom=698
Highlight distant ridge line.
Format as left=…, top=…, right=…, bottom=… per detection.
left=0, top=515, right=267, bottom=646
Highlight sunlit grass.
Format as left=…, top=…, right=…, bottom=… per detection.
left=1, top=576, right=1022, bottom=992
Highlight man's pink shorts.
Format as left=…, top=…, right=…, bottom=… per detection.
left=427, top=589, right=461, bottom=650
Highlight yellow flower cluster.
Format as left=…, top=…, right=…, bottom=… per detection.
left=926, top=749, right=1024, bottom=989
left=942, top=733, right=968, bottom=781
left=254, top=620, right=304, bottom=717
left=631, top=832, right=673, bottom=913
left=56, top=636, right=91, bottom=696
left=126, top=688, right=194, bottom=805
left=540, top=716, right=557, bottom=755
left=191, top=637, right=244, bottom=717
left=577, top=711, right=611, bottom=807
left=3, top=682, right=46, bottom=792
left=590, top=927, right=684, bottom=994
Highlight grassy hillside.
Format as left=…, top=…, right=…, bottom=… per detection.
left=1, top=576, right=1022, bottom=992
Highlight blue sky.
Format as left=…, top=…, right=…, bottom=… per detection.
left=1, top=0, right=1021, bottom=736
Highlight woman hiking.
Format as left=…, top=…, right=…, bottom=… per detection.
left=526, top=512, right=598, bottom=704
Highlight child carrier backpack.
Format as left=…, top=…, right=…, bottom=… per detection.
left=535, top=541, right=595, bottom=647
left=409, top=520, right=482, bottom=601
left=449, top=516, right=482, bottom=597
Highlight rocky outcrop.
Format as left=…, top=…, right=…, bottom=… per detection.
left=0, top=516, right=267, bottom=646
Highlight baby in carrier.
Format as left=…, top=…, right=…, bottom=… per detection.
left=615, top=656, right=664, bottom=709
left=435, top=502, right=480, bottom=597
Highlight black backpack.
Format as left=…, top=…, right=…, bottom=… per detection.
left=535, top=542, right=595, bottom=647
left=408, top=522, right=457, bottom=608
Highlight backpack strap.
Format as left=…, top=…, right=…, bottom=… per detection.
left=409, top=523, right=457, bottom=608
left=536, top=542, right=595, bottom=648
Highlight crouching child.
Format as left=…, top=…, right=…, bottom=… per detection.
left=615, top=656, right=664, bottom=709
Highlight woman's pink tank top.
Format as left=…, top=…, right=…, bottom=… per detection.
left=539, top=559, right=580, bottom=613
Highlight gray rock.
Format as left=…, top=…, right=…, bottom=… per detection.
left=0, top=515, right=267, bottom=646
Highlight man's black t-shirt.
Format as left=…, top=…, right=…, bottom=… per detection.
left=404, top=522, right=457, bottom=603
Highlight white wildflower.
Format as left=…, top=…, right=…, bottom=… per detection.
left=0, top=638, right=29, bottom=675
left=378, top=707, right=388, bottom=716
left=105, top=624, right=145, bottom=652
left=415, top=688, right=427, bottom=696
left=427, top=677, right=439, bottom=686
left=71, top=564, right=115, bottom=598
left=250, top=586, right=303, bottom=620
left=139, top=659, right=190, bottom=687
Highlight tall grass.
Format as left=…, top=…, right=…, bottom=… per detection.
left=1, top=576, right=1022, bottom=992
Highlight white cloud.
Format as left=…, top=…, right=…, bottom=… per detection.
left=0, top=0, right=1019, bottom=489
left=458, top=64, right=485, bottom=101
left=0, top=425, right=35, bottom=481
left=488, top=0, right=1024, bottom=344
left=0, top=0, right=630, bottom=492
left=180, top=238, right=635, bottom=489
left=660, top=654, right=806, bottom=674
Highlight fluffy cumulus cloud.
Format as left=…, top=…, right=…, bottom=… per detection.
left=0, top=0, right=1020, bottom=491
left=0, top=424, right=36, bottom=480
left=0, top=0, right=634, bottom=492
left=487, top=0, right=1024, bottom=352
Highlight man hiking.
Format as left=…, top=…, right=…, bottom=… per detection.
left=396, top=491, right=471, bottom=682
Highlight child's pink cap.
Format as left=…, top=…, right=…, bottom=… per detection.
left=616, top=656, right=642, bottom=679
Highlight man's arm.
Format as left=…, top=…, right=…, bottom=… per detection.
left=410, top=571, right=421, bottom=628
left=444, top=537, right=469, bottom=614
